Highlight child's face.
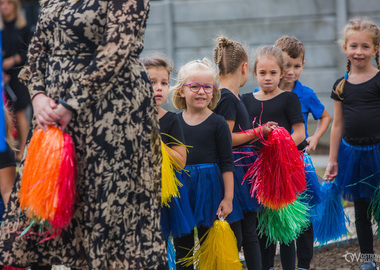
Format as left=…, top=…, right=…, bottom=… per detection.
left=343, top=30, right=379, bottom=70
left=147, top=67, right=170, bottom=108
left=180, top=69, right=214, bottom=111
left=282, top=52, right=304, bottom=85
left=254, top=56, right=284, bottom=94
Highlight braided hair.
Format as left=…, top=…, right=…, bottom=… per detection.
left=335, top=18, right=380, bottom=99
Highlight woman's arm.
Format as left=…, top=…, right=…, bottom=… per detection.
left=291, top=122, right=305, bottom=146
left=306, top=109, right=331, bottom=153
left=217, top=171, right=234, bottom=219
left=63, top=0, right=150, bottom=113
left=324, top=100, right=344, bottom=181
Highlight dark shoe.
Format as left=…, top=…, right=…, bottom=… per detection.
left=360, top=262, right=376, bottom=270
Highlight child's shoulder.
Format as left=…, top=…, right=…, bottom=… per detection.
left=294, top=80, right=316, bottom=96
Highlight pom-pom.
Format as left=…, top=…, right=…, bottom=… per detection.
left=180, top=219, right=242, bottom=270
left=313, top=181, right=349, bottom=246
left=167, top=238, right=176, bottom=270
left=369, top=186, right=380, bottom=240
left=244, top=127, right=306, bottom=209
left=257, top=194, right=310, bottom=246
left=49, top=133, right=77, bottom=237
left=19, top=125, right=77, bottom=239
left=161, top=140, right=183, bottom=206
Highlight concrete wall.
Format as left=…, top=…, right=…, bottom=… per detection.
left=142, top=0, right=380, bottom=119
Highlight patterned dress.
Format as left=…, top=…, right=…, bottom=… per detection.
left=0, top=0, right=167, bottom=269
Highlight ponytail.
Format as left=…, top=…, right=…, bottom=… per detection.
left=334, top=59, right=351, bottom=100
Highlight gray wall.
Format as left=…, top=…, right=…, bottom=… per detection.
left=142, top=0, right=380, bottom=117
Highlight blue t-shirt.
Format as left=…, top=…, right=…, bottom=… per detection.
left=255, top=80, right=324, bottom=138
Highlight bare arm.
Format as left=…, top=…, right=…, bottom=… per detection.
left=227, top=120, right=277, bottom=147
left=217, top=171, right=234, bottom=219
left=306, top=109, right=331, bottom=153
left=324, top=100, right=344, bottom=181
left=164, top=144, right=187, bottom=170
left=291, top=122, right=306, bottom=146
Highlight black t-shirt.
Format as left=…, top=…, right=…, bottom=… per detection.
left=241, top=91, right=304, bottom=133
left=178, top=112, right=234, bottom=173
left=331, top=72, right=380, bottom=142
left=159, top=111, right=185, bottom=145
left=214, top=88, right=252, bottom=133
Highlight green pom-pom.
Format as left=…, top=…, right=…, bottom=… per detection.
left=369, top=187, right=380, bottom=241
left=257, top=195, right=310, bottom=246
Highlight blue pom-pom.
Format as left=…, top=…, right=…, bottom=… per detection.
left=0, top=198, right=4, bottom=221
left=167, top=238, right=176, bottom=270
left=313, top=181, right=349, bottom=246
left=344, top=72, right=349, bottom=79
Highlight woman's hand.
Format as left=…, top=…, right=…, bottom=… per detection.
left=324, top=161, right=338, bottom=181
left=54, top=104, right=73, bottom=131
left=216, top=198, right=233, bottom=219
left=32, top=94, right=60, bottom=130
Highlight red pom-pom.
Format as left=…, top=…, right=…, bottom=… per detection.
left=244, top=127, right=306, bottom=209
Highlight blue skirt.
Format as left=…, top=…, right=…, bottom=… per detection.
left=161, top=173, right=196, bottom=240
left=180, top=163, right=243, bottom=227
left=302, top=153, right=323, bottom=207
left=233, top=146, right=259, bottom=212
left=336, top=139, right=380, bottom=202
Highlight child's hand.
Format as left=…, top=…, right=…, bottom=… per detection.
left=32, top=94, right=60, bottom=130
left=324, top=161, right=338, bottom=181
left=217, top=198, right=233, bottom=219
left=306, top=136, right=318, bottom=153
left=262, top=121, right=278, bottom=136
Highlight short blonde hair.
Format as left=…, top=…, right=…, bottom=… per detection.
left=172, top=58, right=220, bottom=110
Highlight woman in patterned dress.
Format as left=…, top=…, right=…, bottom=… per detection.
left=0, top=0, right=167, bottom=269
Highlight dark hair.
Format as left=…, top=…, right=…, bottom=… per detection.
left=141, top=56, right=174, bottom=76
left=213, top=36, right=248, bottom=76
left=274, top=35, right=305, bottom=60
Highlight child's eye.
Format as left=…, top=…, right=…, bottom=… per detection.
left=151, top=81, right=156, bottom=85
left=271, top=71, right=277, bottom=75
left=162, top=82, right=168, bottom=86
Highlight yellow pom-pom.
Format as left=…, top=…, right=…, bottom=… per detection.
left=161, top=140, right=183, bottom=206
left=180, top=219, right=242, bottom=270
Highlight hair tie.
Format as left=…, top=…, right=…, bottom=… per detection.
left=344, top=72, right=349, bottom=79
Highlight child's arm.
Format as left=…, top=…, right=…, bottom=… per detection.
left=217, top=171, right=234, bottom=219
left=291, top=122, right=306, bottom=146
left=226, top=120, right=277, bottom=147
left=164, top=144, right=187, bottom=170
left=324, top=100, right=344, bottom=181
left=306, top=109, right=331, bottom=153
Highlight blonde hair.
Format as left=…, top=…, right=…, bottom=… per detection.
left=253, top=45, right=285, bottom=75
left=335, top=18, right=380, bottom=98
left=4, top=106, right=15, bottom=150
left=172, top=58, right=220, bottom=111
left=213, top=36, right=248, bottom=76
left=274, top=35, right=305, bottom=60
left=0, top=0, right=27, bottom=30
left=141, top=55, right=174, bottom=77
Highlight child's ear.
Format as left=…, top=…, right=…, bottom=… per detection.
left=179, top=87, right=186, bottom=97
left=343, top=43, right=347, bottom=54
left=373, top=45, right=379, bottom=56
left=242, top=62, right=249, bottom=74
left=280, top=69, right=286, bottom=79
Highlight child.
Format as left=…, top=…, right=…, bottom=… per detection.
left=242, top=45, right=305, bottom=270
left=213, top=36, right=276, bottom=270
left=142, top=56, right=195, bottom=241
left=0, top=106, right=17, bottom=218
left=324, top=18, right=380, bottom=270
left=275, top=35, right=331, bottom=270
left=172, top=58, right=243, bottom=270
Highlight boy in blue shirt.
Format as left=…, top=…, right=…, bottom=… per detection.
left=275, top=36, right=331, bottom=270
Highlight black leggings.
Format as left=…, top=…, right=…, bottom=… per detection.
left=259, top=235, right=295, bottom=270
left=296, top=223, right=314, bottom=269
left=174, top=226, right=209, bottom=270
left=230, top=211, right=262, bottom=270
left=354, top=200, right=374, bottom=255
